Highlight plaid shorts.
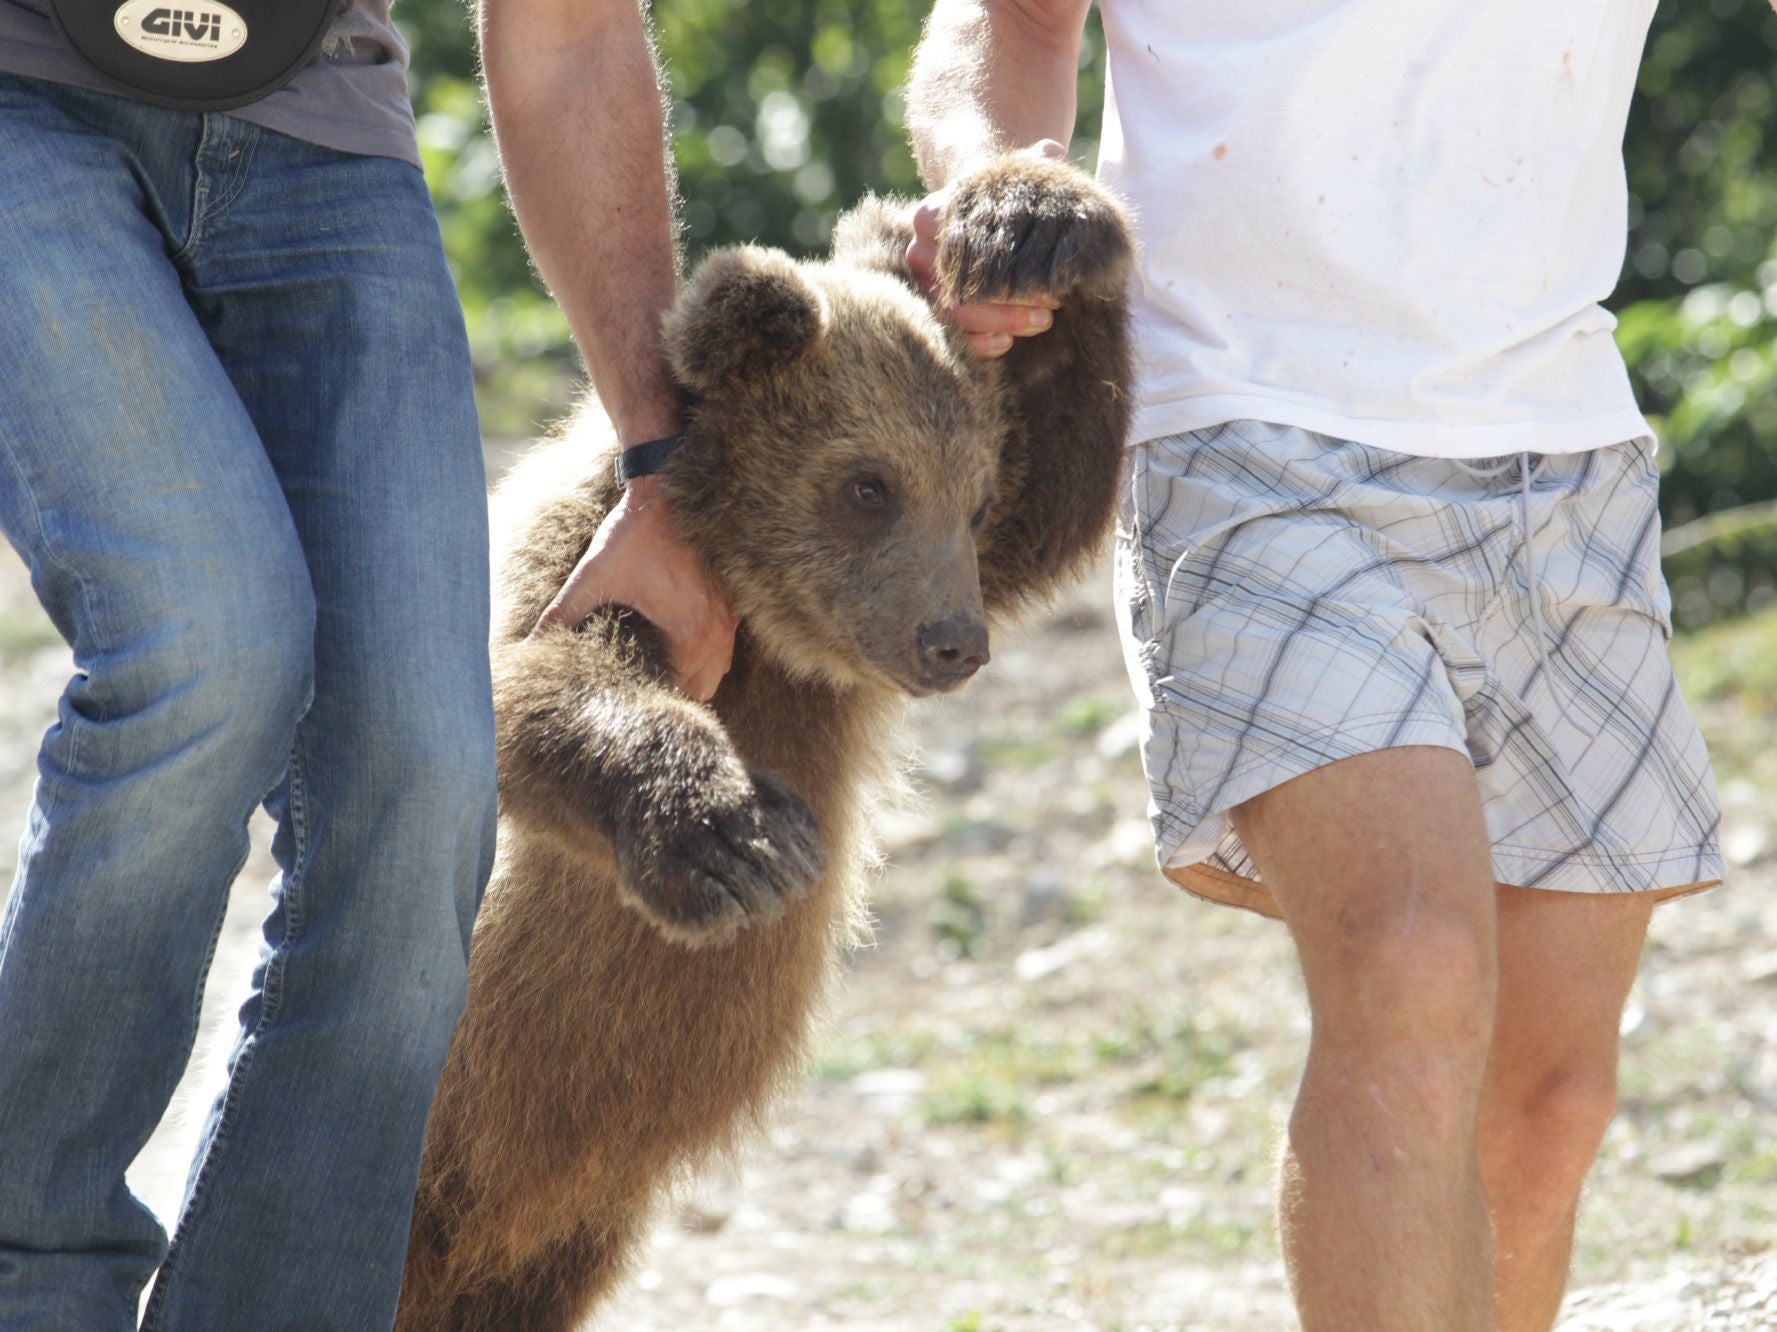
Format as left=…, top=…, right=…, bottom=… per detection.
left=1114, top=420, right=1724, bottom=918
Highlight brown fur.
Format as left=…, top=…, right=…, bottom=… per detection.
left=395, top=153, right=1132, bottom=1331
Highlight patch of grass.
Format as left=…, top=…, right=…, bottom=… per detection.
left=975, top=736, right=1058, bottom=770
left=1058, top=692, right=1125, bottom=736
left=929, top=874, right=991, bottom=958
left=1043, top=1142, right=1080, bottom=1186
left=1063, top=881, right=1110, bottom=926
left=814, top=1028, right=943, bottom=1082
left=1618, top=1025, right=1728, bottom=1108
left=1098, top=1216, right=1261, bottom=1260
left=945, top=1312, right=990, bottom=1332
left=1093, top=1009, right=1243, bottom=1104
left=0, top=607, right=57, bottom=660
left=1671, top=604, right=1777, bottom=707
left=923, top=1072, right=1029, bottom=1128
left=1734, top=1148, right=1777, bottom=1184
left=920, top=1030, right=1087, bottom=1129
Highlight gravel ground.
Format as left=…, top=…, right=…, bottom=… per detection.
left=1, top=451, right=1772, bottom=1329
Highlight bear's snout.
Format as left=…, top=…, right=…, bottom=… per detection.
left=915, top=616, right=990, bottom=690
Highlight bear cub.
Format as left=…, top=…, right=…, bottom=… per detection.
left=395, top=152, right=1133, bottom=1332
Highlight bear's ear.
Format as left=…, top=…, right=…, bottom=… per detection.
left=664, top=245, right=828, bottom=393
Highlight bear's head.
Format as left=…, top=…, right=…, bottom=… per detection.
left=662, top=245, right=1005, bottom=698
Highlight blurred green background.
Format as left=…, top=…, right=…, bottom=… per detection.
left=399, top=0, right=1777, bottom=632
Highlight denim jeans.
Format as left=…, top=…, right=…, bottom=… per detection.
left=0, top=73, right=497, bottom=1330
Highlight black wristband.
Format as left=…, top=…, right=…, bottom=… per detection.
left=614, top=435, right=685, bottom=486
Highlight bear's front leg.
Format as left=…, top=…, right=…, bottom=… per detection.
left=493, top=616, right=825, bottom=945
left=935, top=155, right=1135, bottom=614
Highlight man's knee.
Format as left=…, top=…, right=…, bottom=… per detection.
left=319, top=713, right=497, bottom=940
left=1485, top=1065, right=1618, bottom=1218
left=1305, top=906, right=1498, bottom=1136
left=69, top=570, right=316, bottom=794
left=1317, top=902, right=1496, bottom=1045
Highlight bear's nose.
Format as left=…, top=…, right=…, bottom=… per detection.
left=916, top=617, right=990, bottom=687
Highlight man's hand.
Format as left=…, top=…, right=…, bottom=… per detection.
left=536, top=475, right=738, bottom=701
left=484, top=0, right=736, bottom=697
left=907, top=140, right=1068, bottom=358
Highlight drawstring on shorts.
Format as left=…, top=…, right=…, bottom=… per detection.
left=1453, top=451, right=1549, bottom=672
left=1155, top=446, right=1554, bottom=675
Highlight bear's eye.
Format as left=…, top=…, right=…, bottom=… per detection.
left=970, top=499, right=991, bottom=531
left=850, top=478, right=888, bottom=510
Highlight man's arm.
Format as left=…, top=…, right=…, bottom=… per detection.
left=905, top=0, right=1094, bottom=356
left=480, top=0, right=736, bottom=700
left=908, top=0, right=1091, bottom=185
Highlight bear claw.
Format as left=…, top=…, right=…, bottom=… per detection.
left=937, top=157, right=1131, bottom=308
left=614, top=767, right=825, bottom=945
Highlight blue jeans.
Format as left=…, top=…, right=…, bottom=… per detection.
left=0, top=73, right=497, bottom=1330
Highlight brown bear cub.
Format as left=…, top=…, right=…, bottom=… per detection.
left=394, top=153, right=1132, bottom=1332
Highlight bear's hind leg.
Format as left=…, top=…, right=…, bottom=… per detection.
left=443, top=1220, right=638, bottom=1332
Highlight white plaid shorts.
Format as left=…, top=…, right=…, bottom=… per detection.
left=1114, top=420, right=1724, bottom=918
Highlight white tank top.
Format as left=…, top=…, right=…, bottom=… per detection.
left=1096, top=0, right=1659, bottom=458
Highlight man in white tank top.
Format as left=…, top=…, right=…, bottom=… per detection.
left=907, top=4, right=1736, bottom=1328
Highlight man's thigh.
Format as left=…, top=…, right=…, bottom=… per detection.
left=188, top=138, right=492, bottom=717
left=0, top=73, right=304, bottom=674
left=1231, top=745, right=1501, bottom=1031
left=1487, top=883, right=1651, bottom=1091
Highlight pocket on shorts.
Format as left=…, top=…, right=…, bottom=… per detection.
left=1563, top=436, right=1675, bottom=643
left=1623, top=437, right=1675, bottom=641
left=1114, top=445, right=1164, bottom=697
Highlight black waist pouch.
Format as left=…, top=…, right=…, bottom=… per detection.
left=48, top=0, right=339, bottom=111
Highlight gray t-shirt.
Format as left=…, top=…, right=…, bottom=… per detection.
left=0, top=1, right=418, bottom=166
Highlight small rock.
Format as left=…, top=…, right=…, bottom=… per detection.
left=675, top=1201, right=729, bottom=1234
left=918, top=744, right=979, bottom=791
left=840, top=1193, right=897, bottom=1233
left=840, top=1176, right=899, bottom=1233
left=943, top=816, right=1014, bottom=854
left=1052, top=604, right=1106, bottom=632
left=874, top=805, right=940, bottom=854
left=1014, top=924, right=1114, bottom=982
left=1017, top=867, right=1069, bottom=928
left=704, top=1272, right=798, bottom=1306
left=1650, top=1140, right=1727, bottom=1186
left=1098, top=817, right=1157, bottom=869
left=1723, top=821, right=1771, bottom=867
left=675, top=1163, right=742, bottom=1233
left=1742, top=950, right=1777, bottom=984
left=1095, top=710, right=1146, bottom=761
left=851, top=1067, right=927, bottom=1098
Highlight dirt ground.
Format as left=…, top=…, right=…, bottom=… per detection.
left=1, top=444, right=1773, bottom=1330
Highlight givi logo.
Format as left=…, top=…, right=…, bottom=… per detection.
left=113, top=0, right=247, bottom=62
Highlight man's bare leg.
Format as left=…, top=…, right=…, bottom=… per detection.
left=1479, top=884, right=1653, bottom=1332
left=1231, top=746, right=1498, bottom=1332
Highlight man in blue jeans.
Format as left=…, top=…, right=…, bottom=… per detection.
left=0, top=6, right=500, bottom=1329
left=0, top=0, right=731, bottom=1326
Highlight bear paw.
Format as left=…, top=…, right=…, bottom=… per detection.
left=937, top=155, right=1132, bottom=307
left=614, top=767, right=825, bottom=946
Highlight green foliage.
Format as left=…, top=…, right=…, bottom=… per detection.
left=399, top=0, right=1777, bottom=616
left=1617, top=0, right=1777, bottom=563
left=1659, top=492, right=1777, bottom=628
left=396, top=0, right=1100, bottom=431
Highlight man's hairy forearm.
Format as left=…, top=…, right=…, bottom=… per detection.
left=480, top=0, right=680, bottom=443
left=907, top=0, right=1091, bottom=188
